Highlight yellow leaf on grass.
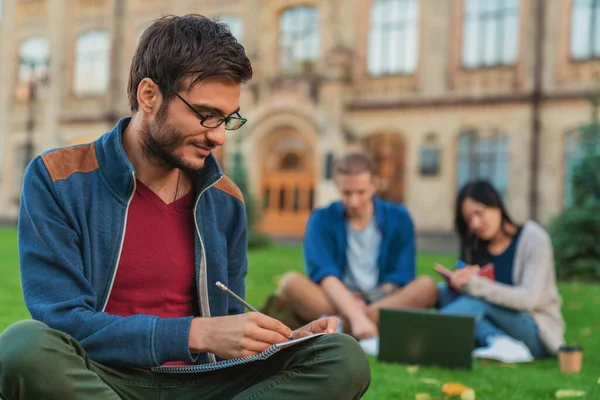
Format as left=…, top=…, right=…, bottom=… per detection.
left=581, top=327, right=591, bottom=336
left=406, top=365, right=419, bottom=374
left=597, top=377, right=600, bottom=384
left=567, top=302, right=584, bottom=310
left=442, top=382, right=471, bottom=396
left=461, top=389, right=476, bottom=400
left=415, top=393, right=431, bottom=400
left=419, top=378, right=441, bottom=386
left=555, top=389, right=587, bottom=398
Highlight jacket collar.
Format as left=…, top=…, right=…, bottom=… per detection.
left=95, top=117, right=224, bottom=202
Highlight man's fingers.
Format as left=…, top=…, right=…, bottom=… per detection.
left=307, top=317, right=337, bottom=334
left=293, top=329, right=313, bottom=339
left=250, top=325, right=291, bottom=345
left=253, top=313, right=293, bottom=339
left=239, top=338, right=271, bottom=355
left=325, top=318, right=338, bottom=334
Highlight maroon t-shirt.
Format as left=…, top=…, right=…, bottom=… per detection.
left=105, top=179, right=197, bottom=364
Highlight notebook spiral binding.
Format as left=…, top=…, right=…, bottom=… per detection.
left=151, top=345, right=280, bottom=374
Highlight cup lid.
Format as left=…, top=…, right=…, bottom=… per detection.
left=559, top=344, right=583, bottom=352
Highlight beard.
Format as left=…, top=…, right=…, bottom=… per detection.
left=139, top=106, right=206, bottom=173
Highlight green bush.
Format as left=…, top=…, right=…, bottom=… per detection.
left=549, top=121, right=600, bottom=280
left=247, top=230, right=272, bottom=249
left=549, top=206, right=600, bottom=280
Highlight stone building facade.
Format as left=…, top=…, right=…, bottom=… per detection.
left=0, top=0, right=598, bottom=238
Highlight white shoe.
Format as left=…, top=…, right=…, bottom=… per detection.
left=319, top=315, right=343, bottom=333
left=472, top=335, right=534, bottom=363
left=358, top=337, right=380, bottom=356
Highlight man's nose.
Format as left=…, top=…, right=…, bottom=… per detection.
left=347, top=194, right=359, bottom=207
left=206, top=124, right=226, bottom=147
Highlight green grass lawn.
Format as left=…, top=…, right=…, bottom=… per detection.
left=1, top=228, right=599, bottom=399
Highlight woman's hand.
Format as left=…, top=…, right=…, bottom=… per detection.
left=450, top=265, right=480, bottom=291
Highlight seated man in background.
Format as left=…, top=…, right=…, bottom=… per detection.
left=266, top=152, right=438, bottom=339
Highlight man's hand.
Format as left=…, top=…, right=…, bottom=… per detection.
left=353, top=294, right=367, bottom=311
left=189, top=313, right=293, bottom=359
left=450, top=265, right=480, bottom=291
left=292, top=317, right=338, bottom=339
left=350, top=313, right=378, bottom=340
left=378, top=283, right=397, bottom=294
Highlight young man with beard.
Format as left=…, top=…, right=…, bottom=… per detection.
left=0, top=15, right=370, bottom=400
left=269, top=153, right=438, bottom=340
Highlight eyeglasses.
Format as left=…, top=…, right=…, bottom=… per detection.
left=152, top=80, right=247, bottom=130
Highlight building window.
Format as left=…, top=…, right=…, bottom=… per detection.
left=457, top=132, right=509, bottom=197
left=17, top=37, right=50, bottom=99
left=368, top=0, right=419, bottom=76
left=462, top=0, right=520, bottom=68
left=18, top=37, right=50, bottom=83
left=419, top=132, right=440, bottom=176
left=571, top=0, right=600, bottom=60
left=219, top=15, right=244, bottom=43
left=74, top=30, right=110, bottom=96
left=279, top=6, right=319, bottom=76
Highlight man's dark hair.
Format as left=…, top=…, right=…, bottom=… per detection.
left=334, top=152, right=377, bottom=176
left=128, top=14, right=253, bottom=112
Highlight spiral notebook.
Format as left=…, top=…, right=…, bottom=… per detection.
left=151, top=332, right=326, bottom=373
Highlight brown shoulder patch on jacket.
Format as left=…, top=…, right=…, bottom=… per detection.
left=41, top=143, right=100, bottom=182
left=214, top=176, right=244, bottom=204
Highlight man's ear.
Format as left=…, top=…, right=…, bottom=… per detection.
left=371, top=175, right=380, bottom=191
left=137, top=78, right=162, bottom=115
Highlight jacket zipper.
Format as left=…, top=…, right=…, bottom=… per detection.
left=102, top=171, right=137, bottom=311
left=193, top=176, right=222, bottom=364
left=102, top=171, right=222, bottom=369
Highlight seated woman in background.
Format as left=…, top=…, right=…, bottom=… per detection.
left=437, top=180, right=565, bottom=360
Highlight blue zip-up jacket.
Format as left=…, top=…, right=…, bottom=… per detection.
left=303, top=197, right=416, bottom=287
left=18, top=117, right=247, bottom=368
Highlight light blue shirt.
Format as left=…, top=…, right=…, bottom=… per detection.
left=343, top=218, right=381, bottom=293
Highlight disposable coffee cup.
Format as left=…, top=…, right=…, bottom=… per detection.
left=558, top=345, right=583, bottom=374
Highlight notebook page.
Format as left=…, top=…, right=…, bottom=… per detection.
left=151, top=333, right=328, bottom=373
left=275, top=332, right=326, bottom=350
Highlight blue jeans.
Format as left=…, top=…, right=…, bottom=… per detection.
left=437, top=283, right=547, bottom=358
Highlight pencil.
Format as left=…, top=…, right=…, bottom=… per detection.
left=216, top=281, right=259, bottom=313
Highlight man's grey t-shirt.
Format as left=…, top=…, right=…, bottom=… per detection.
left=342, top=218, right=381, bottom=293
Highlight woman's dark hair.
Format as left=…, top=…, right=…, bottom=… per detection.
left=128, top=14, right=253, bottom=112
left=455, top=180, right=517, bottom=265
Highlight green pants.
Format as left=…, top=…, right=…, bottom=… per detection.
left=0, top=320, right=370, bottom=399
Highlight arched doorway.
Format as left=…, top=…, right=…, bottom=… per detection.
left=259, top=128, right=315, bottom=238
left=363, top=133, right=405, bottom=203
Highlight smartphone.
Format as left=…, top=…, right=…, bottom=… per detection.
left=434, top=264, right=454, bottom=279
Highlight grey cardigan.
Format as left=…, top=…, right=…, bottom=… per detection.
left=465, top=220, right=566, bottom=354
